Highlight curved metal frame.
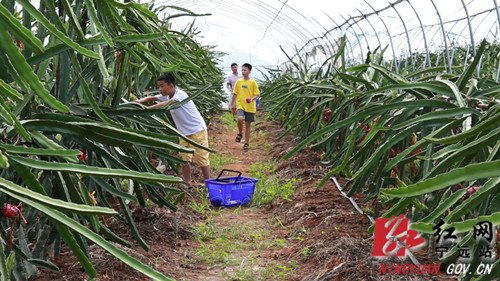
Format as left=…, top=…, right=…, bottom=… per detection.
left=461, top=0, right=476, bottom=54
left=406, top=0, right=431, bottom=67
left=359, top=13, right=382, bottom=54
left=429, top=0, right=452, bottom=73
left=364, top=1, right=398, bottom=71
left=351, top=13, right=374, bottom=65
left=341, top=14, right=365, bottom=65
left=280, top=3, right=338, bottom=57
left=494, top=0, right=500, bottom=33
left=490, top=0, right=500, bottom=81
left=391, top=4, right=413, bottom=70
left=329, top=16, right=358, bottom=67
left=253, top=1, right=319, bottom=47
left=158, top=0, right=500, bottom=75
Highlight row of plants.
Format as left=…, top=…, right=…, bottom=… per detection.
left=260, top=37, right=500, bottom=280
left=384, top=40, right=500, bottom=82
left=0, top=0, right=225, bottom=280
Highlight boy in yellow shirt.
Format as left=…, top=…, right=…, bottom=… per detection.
left=230, top=63, right=260, bottom=150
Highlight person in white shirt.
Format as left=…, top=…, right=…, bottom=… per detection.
left=226, top=62, right=242, bottom=92
left=134, top=73, right=210, bottom=186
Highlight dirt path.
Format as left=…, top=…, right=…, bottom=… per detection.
left=173, top=114, right=296, bottom=281
left=207, top=113, right=268, bottom=175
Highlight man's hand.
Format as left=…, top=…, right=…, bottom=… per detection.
left=148, top=100, right=172, bottom=109
left=230, top=105, right=236, bottom=114
left=133, top=96, right=157, bottom=104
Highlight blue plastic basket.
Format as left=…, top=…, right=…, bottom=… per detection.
left=205, top=169, right=258, bottom=207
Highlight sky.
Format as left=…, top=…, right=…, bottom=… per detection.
left=155, top=0, right=378, bottom=84
left=155, top=0, right=497, bottom=77
left=158, top=0, right=369, bottom=67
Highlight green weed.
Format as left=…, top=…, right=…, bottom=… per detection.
left=186, top=189, right=212, bottom=214
left=151, top=256, right=165, bottom=268
left=209, top=151, right=237, bottom=173
left=272, top=238, right=287, bottom=249
left=249, top=161, right=299, bottom=207
left=187, top=209, right=297, bottom=280
left=191, top=219, right=249, bottom=267
left=219, top=112, right=238, bottom=127
left=191, top=217, right=217, bottom=240
left=261, top=260, right=298, bottom=280
left=268, top=216, right=285, bottom=228
left=300, top=247, right=312, bottom=259
left=195, top=239, right=237, bottom=266
left=144, top=199, right=153, bottom=208
left=182, top=257, right=196, bottom=269
left=226, top=267, right=257, bottom=281
left=251, top=130, right=272, bottom=152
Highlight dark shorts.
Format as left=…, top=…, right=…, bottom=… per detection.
left=237, top=109, right=255, bottom=122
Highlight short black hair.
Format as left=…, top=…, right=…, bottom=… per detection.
left=158, top=73, right=176, bottom=85
left=242, top=63, right=252, bottom=71
left=231, top=62, right=237, bottom=67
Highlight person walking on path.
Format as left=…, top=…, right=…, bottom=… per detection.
left=230, top=63, right=260, bottom=150
left=226, top=62, right=242, bottom=93
left=134, top=73, right=210, bottom=186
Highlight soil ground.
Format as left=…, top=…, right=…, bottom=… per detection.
left=30, top=112, right=455, bottom=281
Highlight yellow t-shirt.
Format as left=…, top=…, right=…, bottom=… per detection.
left=233, top=78, right=260, bottom=113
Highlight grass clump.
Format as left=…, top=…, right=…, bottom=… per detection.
left=250, top=161, right=299, bottom=208
left=219, top=112, right=238, bottom=127
left=209, top=151, right=237, bottom=172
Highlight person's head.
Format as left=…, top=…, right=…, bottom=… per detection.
left=158, top=73, right=176, bottom=97
left=231, top=62, right=238, bottom=73
left=242, top=63, right=252, bottom=78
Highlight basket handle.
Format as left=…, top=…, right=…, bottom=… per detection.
left=216, top=169, right=242, bottom=183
